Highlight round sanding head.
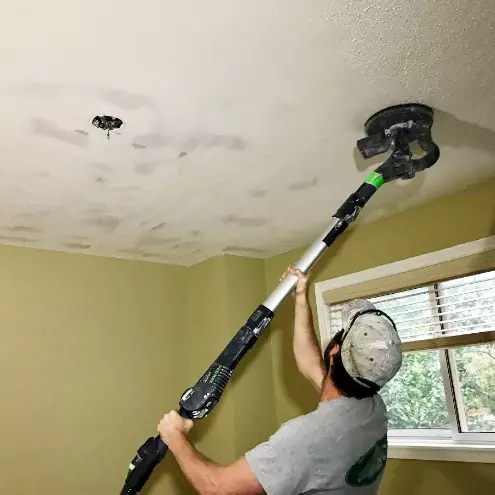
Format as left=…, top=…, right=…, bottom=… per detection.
left=364, top=104, right=434, bottom=136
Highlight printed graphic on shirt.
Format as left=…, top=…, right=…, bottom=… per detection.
left=345, top=434, right=387, bottom=487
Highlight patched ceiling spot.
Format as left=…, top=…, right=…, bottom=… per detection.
left=102, top=89, right=155, bottom=111
left=95, top=176, right=107, bottom=184
left=150, top=222, right=167, bottom=232
left=137, top=235, right=181, bottom=247
left=249, top=189, right=268, bottom=198
left=8, top=225, right=43, bottom=234
left=134, top=133, right=170, bottom=149
left=229, top=137, right=247, bottom=151
left=133, top=132, right=247, bottom=152
left=89, top=215, right=120, bottom=233
left=134, top=162, right=158, bottom=176
left=117, top=185, right=140, bottom=192
left=18, top=211, right=50, bottom=222
left=171, top=241, right=200, bottom=251
left=87, top=204, right=107, bottom=215
left=63, top=242, right=91, bottom=250
left=223, top=245, right=266, bottom=255
left=178, top=151, right=188, bottom=158
left=141, top=252, right=167, bottom=259
left=33, top=170, right=51, bottom=179
left=222, top=215, right=268, bottom=227
left=0, top=235, right=36, bottom=243
left=117, top=249, right=170, bottom=262
left=90, top=162, right=112, bottom=172
left=289, top=177, right=319, bottom=191
left=207, top=135, right=247, bottom=151
left=183, top=136, right=200, bottom=152
left=31, top=118, right=89, bottom=148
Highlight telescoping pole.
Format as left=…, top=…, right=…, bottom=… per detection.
left=120, top=172, right=385, bottom=495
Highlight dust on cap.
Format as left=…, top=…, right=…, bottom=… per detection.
left=340, top=299, right=402, bottom=388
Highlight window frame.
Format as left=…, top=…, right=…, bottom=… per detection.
left=315, top=235, right=495, bottom=462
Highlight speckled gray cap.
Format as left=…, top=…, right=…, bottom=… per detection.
left=341, top=299, right=402, bottom=388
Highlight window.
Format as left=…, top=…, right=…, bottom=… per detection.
left=327, top=272, right=495, bottom=440
left=315, top=236, right=495, bottom=461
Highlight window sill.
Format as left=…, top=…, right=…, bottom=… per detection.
left=388, top=439, right=495, bottom=463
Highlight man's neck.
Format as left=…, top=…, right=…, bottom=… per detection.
left=320, top=376, right=345, bottom=402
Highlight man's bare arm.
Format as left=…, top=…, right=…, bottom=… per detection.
left=158, top=411, right=264, bottom=495
left=288, top=268, right=326, bottom=391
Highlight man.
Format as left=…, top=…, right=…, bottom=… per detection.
left=158, top=267, right=402, bottom=494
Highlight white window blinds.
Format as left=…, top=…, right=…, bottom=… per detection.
left=327, top=269, right=495, bottom=347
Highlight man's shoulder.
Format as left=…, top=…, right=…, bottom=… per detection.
left=279, top=396, right=386, bottom=438
left=274, top=399, right=346, bottom=437
left=313, top=395, right=386, bottom=416
left=317, top=395, right=387, bottom=424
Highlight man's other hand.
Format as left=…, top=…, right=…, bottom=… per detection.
left=281, top=266, right=309, bottom=297
left=158, top=410, right=194, bottom=445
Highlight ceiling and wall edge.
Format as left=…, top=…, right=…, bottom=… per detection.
left=3, top=176, right=495, bottom=268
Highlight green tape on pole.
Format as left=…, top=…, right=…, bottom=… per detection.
left=365, top=172, right=385, bottom=189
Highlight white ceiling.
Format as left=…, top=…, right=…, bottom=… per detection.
left=1, top=1, right=494, bottom=266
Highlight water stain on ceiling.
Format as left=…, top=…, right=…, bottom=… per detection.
left=8, top=225, right=44, bottom=234
left=222, top=215, right=269, bottom=227
left=288, top=178, right=319, bottom=192
left=249, top=189, right=268, bottom=199
left=31, top=118, right=89, bottom=148
left=63, top=242, right=92, bottom=250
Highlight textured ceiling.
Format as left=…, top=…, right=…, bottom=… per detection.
left=1, top=1, right=494, bottom=266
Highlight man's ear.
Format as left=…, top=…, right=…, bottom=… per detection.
left=330, top=343, right=340, bottom=356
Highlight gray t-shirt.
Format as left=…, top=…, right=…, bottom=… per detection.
left=245, top=395, right=388, bottom=495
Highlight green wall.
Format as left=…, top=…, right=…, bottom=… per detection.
left=0, top=246, right=188, bottom=495
left=0, top=250, right=278, bottom=495
left=222, top=256, right=278, bottom=459
left=185, top=255, right=277, bottom=464
left=264, top=177, right=495, bottom=494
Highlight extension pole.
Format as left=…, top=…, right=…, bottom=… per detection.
left=120, top=172, right=386, bottom=495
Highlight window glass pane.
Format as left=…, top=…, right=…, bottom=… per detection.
left=453, top=343, right=495, bottom=432
left=380, top=350, right=450, bottom=429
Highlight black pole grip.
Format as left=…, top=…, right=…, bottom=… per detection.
left=120, top=436, right=168, bottom=495
left=156, top=436, right=169, bottom=458
left=120, top=409, right=191, bottom=494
